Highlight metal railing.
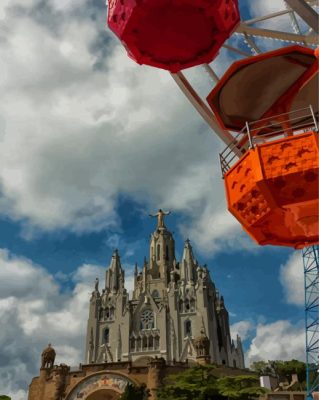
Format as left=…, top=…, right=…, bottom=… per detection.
left=219, top=105, right=318, bottom=177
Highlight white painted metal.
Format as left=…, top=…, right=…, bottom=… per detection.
left=170, top=71, right=241, bottom=152
left=235, top=23, right=318, bottom=45
left=285, top=0, right=319, bottom=33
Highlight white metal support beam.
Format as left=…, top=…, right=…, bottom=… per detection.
left=170, top=71, right=241, bottom=154
left=285, top=0, right=319, bottom=33
left=243, top=0, right=318, bottom=26
left=236, top=23, right=319, bottom=45
left=202, top=64, right=219, bottom=83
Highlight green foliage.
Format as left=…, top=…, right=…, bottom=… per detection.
left=250, top=361, right=269, bottom=375
left=157, top=364, right=219, bottom=400
left=217, top=375, right=268, bottom=400
left=251, top=359, right=307, bottom=389
left=120, top=383, right=149, bottom=400
left=272, top=360, right=306, bottom=383
left=157, top=366, right=267, bottom=400
left=0, top=396, right=11, bottom=400
left=251, top=359, right=309, bottom=391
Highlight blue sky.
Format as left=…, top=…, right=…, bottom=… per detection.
left=0, top=0, right=313, bottom=398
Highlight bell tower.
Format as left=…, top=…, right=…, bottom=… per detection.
left=149, top=209, right=175, bottom=283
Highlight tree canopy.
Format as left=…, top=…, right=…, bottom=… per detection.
left=157, top=365, right=267, bottom=400
left=217, top=375, right=267, bottom=400
left=0, top=396, right=11, bottom=400
left=250, top=359, right=307, bottom=389
left=251, top=359, right=306, bottom=382
left=119, top=383, right=149, bottom=400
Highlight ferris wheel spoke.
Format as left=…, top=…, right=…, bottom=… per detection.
left=170, top=71, right=241, bottom=151
left=284, top=0, right=319, bottom=33
left=284, top=1, right=303, bottom=35
left=222, top=44, right=252, bottom=57
left=202, top=64, right=219, bottom=83
left=235, top=23, right=319, bottom=45
left=243, top=33, right=261, bottom=54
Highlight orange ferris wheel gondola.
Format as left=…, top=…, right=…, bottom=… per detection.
left=209, top=45, right=319, bottom=249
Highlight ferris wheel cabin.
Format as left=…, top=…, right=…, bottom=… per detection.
left=210, top=46, right=319, bottom=249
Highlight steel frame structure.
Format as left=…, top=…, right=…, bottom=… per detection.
left=303, top=246, right=319, bottom=398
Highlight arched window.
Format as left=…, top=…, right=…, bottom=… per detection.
left=165, top=245, right=169, bottom=261
left=157, top=244, right=160, bottom=261
left=104, top=328, right=110, bottom=344
left=185, top=299, right=190, bottom=312
left=142, top=336, right=147, bottom=350
left=152, top=290, right=160, bottom=299
left=140, top=309, right=155, bottom=330
left=185, top=320, right=192, bottom=336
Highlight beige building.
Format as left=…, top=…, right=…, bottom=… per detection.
left=28, top=211, right=244, bottom=400
left=85, top=211, right=244, bottom=368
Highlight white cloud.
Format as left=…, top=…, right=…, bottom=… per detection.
left=0, top=248, right=108, bottom=398
left=230, top=320, right=254, bottom=341
left=280, top=252, right=304, bottom=306
left=180, top=201, right=258, bottom=255
left=0, top=0, right=255, bottom=256
left=246, top=320, right=305, bottom=365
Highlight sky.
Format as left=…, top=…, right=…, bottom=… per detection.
left=0, top=0, right=315, bottom=398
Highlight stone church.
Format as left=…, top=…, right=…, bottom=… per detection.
left=85, top=210, right=244, bottom=368
left=28, top=211, right=244, bottom=400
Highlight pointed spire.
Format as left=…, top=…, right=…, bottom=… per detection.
left=134, top=263, right=138, bottom=276
left=182, top=239, right=195, bottom=264
left=181, top=239, right=196, bottom=282
left=105, top=249, right=124, bottom=293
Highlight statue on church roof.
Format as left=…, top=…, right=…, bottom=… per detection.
left=149, top=209, right=171, bottom=228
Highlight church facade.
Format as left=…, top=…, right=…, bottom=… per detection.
left=28, top=212, right=245, bottom=400
left=85, top=211, right=244, bottom=369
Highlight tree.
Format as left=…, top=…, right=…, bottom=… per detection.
left=251, top=359, right=308, bottom=391
left=157, top=364, right=220, bottom=400
left=157, top=365, right=268, bottom=400
left=250, top=361, right=269, bottom=375
left=0, top=396, right=11, bottom=400
left=272, top=360, right=306, bottom=383
left=217, top=375, right=268, bottom=400
left=120, top=383, right=149, bottom=400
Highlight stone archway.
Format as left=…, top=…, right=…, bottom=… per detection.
left=65, top=371, right=136, bottom=400
left=86, top=388, right=120, bottom=400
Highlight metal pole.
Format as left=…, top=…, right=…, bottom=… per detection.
left=310, top=104, right=318, bottom=131
left=170, top=71, right=242, bottom=155
left=246, top=121, right=253, bottom=149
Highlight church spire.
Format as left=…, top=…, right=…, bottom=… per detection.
left=105, top=249, right=125, bottom=293
left=181, top=239, right=196, bottom=283
left=149, top=210, right=175, bottom=282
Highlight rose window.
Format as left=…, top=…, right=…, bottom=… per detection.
left=140, top=309, right=154, bottom=330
